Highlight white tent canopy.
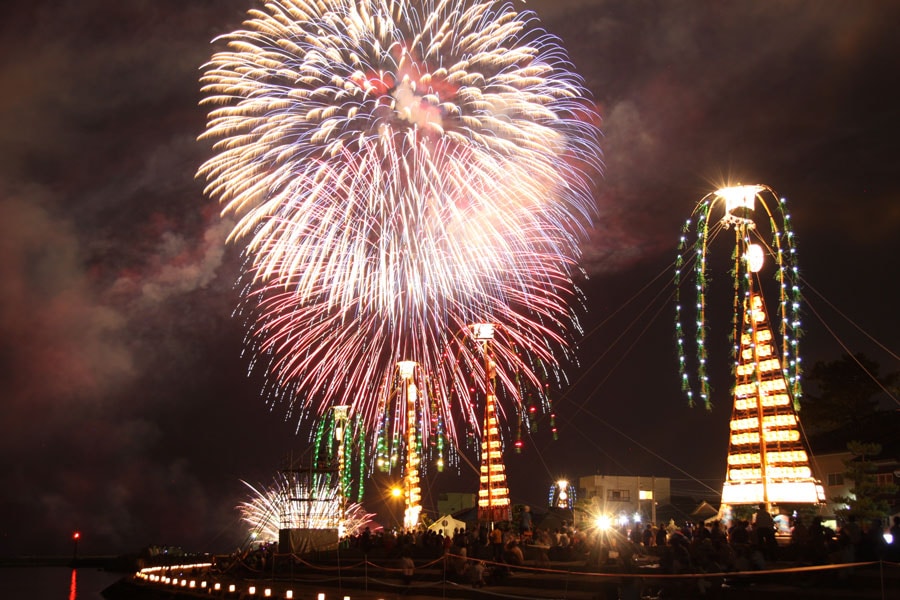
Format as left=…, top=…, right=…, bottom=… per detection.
left=428, top=514, right=466, bottom=537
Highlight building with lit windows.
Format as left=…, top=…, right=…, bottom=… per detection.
left=578, top=475, right=671, bottom=525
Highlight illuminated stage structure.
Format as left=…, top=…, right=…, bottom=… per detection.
left=240, top=468, right=374, bottom=553
left=474, top=323, right=512, bottom=524
left=676, top=185, right=824, bottom=511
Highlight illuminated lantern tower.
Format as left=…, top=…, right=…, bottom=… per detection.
left=549, top=479, right=576, bottom=510
left=723, top=291, right=824, bottom=508
left=473, top=323, right=511, bottom=524
left=332, top=405, right=350, bottom=533
left=397, top=360, right=422, bottom=529
left=676, top=185, right=823, bottom=512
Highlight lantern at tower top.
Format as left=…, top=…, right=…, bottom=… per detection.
left=717, top=184, right=764, bottom=227
left=674, top=184, right=804, bottom=410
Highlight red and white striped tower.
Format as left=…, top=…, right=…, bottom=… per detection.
left=473, top=323, right=511, bottom=524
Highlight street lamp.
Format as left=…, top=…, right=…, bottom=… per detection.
left=72, top=531, right=81, bottom=562
left=389, top=485, right=403, bottom=529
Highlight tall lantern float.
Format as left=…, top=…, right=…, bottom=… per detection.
left=676, top=185, right=824, bottom=513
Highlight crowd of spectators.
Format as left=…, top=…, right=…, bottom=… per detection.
left=206, top=509, right=900, bottom=597
left=224, top=508, right=900, bottom=590
left=583, top=510, right=898, bottom=576
left=343, top=506, right=900, bottom=580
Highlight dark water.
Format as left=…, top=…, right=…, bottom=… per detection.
left=0, top=567, right=123, bottom=600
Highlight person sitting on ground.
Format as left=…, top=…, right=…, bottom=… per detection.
left=504, top=540, right=525, bottom=569
left=449, top=547, right=468, bottom=580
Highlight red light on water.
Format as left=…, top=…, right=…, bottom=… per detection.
left=69, top=568, right=77, bottom=600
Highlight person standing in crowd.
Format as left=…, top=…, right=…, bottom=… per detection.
left=399, top=550, right=415, bottom=592
left=490, top=524, right=504, bottom=562
left=753, top=503, right=777, bottom=560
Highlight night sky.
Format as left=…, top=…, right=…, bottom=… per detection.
left=1, top=1, right=898, bottom=557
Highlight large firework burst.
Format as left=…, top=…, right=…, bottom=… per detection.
left=198, top=0, right=601, bottom=457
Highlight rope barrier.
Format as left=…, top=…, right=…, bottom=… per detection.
left=264, top=549, right=900, bottom=580
left=143, top=554, right=900, bottom=581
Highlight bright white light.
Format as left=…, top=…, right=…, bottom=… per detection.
left=473, top=323, right=495, bottom=340
left=716, top=185, right=762, bottom=213
left=594, top=515, right=612, bottom=531
left=397, top=360, right=417, bottom=380
left=745, top=243, right=764, bottom=272
left=722, top=481, right=822, bottom=504
left=404, top=504, right=422, bottom=529
left=333, top=404, right=349, bottom=439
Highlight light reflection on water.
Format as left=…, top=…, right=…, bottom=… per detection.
left=0, top=567, right=122, bottom=600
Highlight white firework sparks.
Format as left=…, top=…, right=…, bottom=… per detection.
left=239, top=474, right=376, bottom=542
left=198, top=0, right=601, bottom=459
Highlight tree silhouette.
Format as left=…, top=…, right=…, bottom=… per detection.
left=800, top=353, right=896, bottom=433
left=832, top=441, right=897, bottom=524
